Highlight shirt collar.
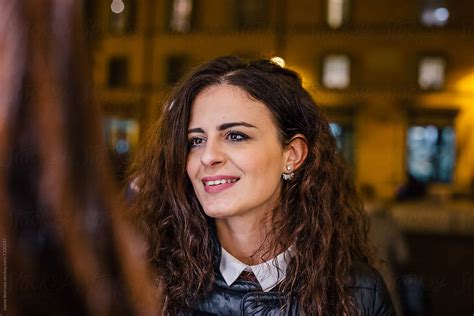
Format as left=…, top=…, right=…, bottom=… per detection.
left=219, top=246, right=294, bottom=292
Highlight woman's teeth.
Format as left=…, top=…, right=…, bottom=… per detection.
left=205, top=179, right=238, bottom=186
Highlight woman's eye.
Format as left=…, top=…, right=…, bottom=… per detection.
left=226, top=131, right=248, bottom=142
left=188, top=137, right=205, bottom=148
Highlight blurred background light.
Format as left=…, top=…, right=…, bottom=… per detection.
left=327, top=0, right=346, bottom=29
left=434, top=7, right=449, bottom=22
left=323, top=54, right=350, bottom=89
left=421, top=6, right=449, bottom=26
left=169, top=0, right=193, bottom=33
left=456, top=73, right=474, bottom=94
left=111, top=0, right=125, bottom=14
left=418, top=56, right=446, bottom=90
left=270, top=56, right=285, bottom=68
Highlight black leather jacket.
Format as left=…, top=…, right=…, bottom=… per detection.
left=184, top=237, right=395, bottom=315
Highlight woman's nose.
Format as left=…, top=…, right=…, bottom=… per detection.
left=200, top=139, right=225, bottom=166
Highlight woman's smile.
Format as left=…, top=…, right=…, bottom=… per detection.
left=202, top=175, right=240, bottom=193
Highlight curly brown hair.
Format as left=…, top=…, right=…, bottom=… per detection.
left=131, top=56, right=371, bottom=315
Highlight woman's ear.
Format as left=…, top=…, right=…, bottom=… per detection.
left=284, top=134, right=308, bottom=172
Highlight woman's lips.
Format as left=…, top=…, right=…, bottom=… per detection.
left=201, top=176, right=240, bottom=193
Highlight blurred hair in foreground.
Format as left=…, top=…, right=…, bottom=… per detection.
left=0, top=0, right=160, bottom=315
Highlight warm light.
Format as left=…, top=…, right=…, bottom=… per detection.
left=323, top=54, right=350, bottom=89
left=111, top=0, right=125, bottom=14
left=418, top=57, right=445, bottom=90
left=170, top=0, right=193, bottom=32
left=289, top=65, right=314, bottom=91
left=327, top=0, right=345, bottom=29
left=271, top=57, right=285, bottom=68
left=456, top=73, right=474, bottom=93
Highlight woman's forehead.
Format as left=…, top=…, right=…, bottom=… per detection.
left=188, top=84, right=275, bottom=128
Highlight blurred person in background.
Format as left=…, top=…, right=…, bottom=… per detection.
left=0, top=1, right=160, bottom=315
left=361, top=184, right=410, bottom=316
left=131, top=56, right=395, bottom=315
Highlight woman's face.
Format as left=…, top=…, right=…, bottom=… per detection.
left=186, top=84, right=288, bottom=222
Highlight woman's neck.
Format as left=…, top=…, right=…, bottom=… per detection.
left=215, top=213, right=283, bottom=266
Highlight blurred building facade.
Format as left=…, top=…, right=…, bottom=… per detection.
left=86, top=0, right=474, bottom=198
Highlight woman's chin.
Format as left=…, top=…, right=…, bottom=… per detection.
left=199, top=199, right=230, bottom=217
left=203, top=208, right=232, bottom=219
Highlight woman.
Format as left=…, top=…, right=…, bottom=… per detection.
left=132, top=56, right=394, bottom=315
left=0, top=1, right=159, bottom=315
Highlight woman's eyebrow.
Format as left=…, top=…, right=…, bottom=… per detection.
left=187, top=122, right=256, bottom=134
left=187, top=127, right=204, bottom=134
left=218, top=122, right=256, bottom=131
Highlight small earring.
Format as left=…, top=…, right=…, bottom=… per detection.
left=282, top=165, right=294, bottom=181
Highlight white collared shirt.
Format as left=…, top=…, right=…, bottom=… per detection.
left=219, top=246, right=294, bottom=292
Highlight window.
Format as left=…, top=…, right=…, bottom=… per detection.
left=235, top=0, right=268, bottom=31
left=108, top=56, right=129, bottom=88
left=166, top=55, right=190, bottom=85
left=330, top=122, right=354, bottom=164
left=421, top=0, right=449, bottom=27
left=322, top=54, right=350, bottom=89
left=168, top=0, right=193, bottom=33
left=418, top=56, right=446, bottom=90
left=327, top=0, right=350, bottom=29
left=407, top=125, right=455, bottom=182
left=104, top=117, right=139, bottom=180
left=109, top=0, right=136, bottom=34
left=104, top=118, right=139, bottom=155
